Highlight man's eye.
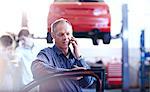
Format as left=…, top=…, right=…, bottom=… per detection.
left=58, top=34, right=64, bottom=36
left=66, top=33, right=70, bottom=36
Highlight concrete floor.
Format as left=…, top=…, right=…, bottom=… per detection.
left=82, top=88, right=150, bottom=92
left=82, top=89, right=122, bottom=92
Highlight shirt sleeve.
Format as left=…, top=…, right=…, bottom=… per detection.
left=75, top=58, right=95, bottom=88
left=76, top=57, right=90, bottom=69
left=31, top=49, right=69, bottom=79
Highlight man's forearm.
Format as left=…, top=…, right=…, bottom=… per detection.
left=76, top=59, right=90, bottom=69
left=31, top=60, right=69, bottom=79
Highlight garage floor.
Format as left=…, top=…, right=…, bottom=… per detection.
left=82, top=88, right=150, bottom=92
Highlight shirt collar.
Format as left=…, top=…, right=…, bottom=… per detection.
left=52, top=45, right=74, bottom=58
left=52, top=45, right=63, bottom=55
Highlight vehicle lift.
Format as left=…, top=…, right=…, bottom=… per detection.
left=112, top=3, right=130, bottom=92
left=121, top=4, right=130, bottom=92
left=140, top=30, right=150, bottom=92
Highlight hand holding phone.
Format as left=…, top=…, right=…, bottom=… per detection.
left=69, top=37, right=81, bottom=60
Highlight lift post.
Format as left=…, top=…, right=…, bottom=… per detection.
left=111, top=3, right=130, bottom=92
left=121, top=4, right=130, bottom=92
left=140, top=30, right=150, bottom=92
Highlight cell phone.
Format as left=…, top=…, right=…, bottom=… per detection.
left=68, top=36, right=74, bottom=46
left=68, top=37, right=74, bottom=53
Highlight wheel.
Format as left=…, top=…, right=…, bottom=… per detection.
left=90, top=29, right=99, bottom=45
left=102, top=33, right=111, bottom=44
left=91, top=36, right=99, bottom=45
left=46, top=32, right=53, bottom=43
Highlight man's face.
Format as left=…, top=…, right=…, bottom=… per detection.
left=23, top=36, right=34, bottom=48
left=53, top=22, right=73, bottom=49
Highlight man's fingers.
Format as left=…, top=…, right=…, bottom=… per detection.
left=72, top=65, right=86, bottom=70
left=70, top=37, right=78, bottom=45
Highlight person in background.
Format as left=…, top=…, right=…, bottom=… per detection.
left=31, top=18, right=94, bottom=92
left=15, top=28, right=37, bottom=90
left=0, top=34, right=16, bottom=91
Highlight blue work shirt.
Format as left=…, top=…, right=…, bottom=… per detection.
left=31, top=45, right=94, bottom=92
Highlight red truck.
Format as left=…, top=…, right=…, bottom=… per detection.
left=47, top=0, right=111, bottom=45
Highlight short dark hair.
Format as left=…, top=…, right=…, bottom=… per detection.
left=0, top=35, right=13, bottom=47
left=18, top=29, right=30, bottom=38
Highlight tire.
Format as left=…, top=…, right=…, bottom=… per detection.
left=92, top=36, right=99, bottom=45
left=90, top=29, right=99, bottom=45
left=102, top=33, right=111, bottom=44
left=46, top=32, right=53, bottom=43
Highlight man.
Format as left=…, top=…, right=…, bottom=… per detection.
left=15, top=28, right=36, bottom=90
left=31, top=18, right=94, bottom=92
left=0, top=34, right=15, bottom=91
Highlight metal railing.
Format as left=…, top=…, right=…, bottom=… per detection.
left=21, top=69, right=102, bottom=92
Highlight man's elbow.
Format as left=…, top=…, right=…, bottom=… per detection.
left=31, top=60, right=47, bottom=79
